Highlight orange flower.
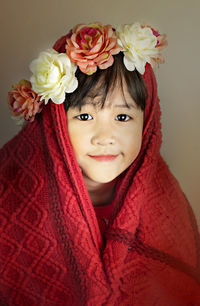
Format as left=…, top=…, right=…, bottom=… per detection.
left=8, top=80, right=44, bottom=123
left=66, top=22, right=122, bottom=75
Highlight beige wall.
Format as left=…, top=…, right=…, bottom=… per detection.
left=1, top=0, right=199, bottom=227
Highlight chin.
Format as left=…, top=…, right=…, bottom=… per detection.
left=94, top=177, right=116, bottom=184
left=86, top=172, right=118, bottom=184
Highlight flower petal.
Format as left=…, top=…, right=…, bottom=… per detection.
left=66, top=22, right=121, bottom=73
left=30, top=49, right=78, bottom=105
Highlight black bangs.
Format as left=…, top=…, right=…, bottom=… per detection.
left=64, top=52, right=147, bottom=111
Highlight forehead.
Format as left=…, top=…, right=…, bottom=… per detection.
left=82, top=79, right=138, bottom=110
left=107, top=83, right=138, bottom=108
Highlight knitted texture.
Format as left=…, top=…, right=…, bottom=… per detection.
left=0, top=60, right=200, bottom=304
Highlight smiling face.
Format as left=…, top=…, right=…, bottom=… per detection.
left=67, top=80, right=144, bottom=184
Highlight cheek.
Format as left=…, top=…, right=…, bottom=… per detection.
left=123, top=126, right=143, bottom=162
left=67, top=124, right=80, bottom=154
left=67, top=127, right=90, bottom=159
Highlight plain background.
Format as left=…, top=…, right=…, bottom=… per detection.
left=0, top=0, right=199, bottom=227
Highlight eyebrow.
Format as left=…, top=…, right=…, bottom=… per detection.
left=81, top=102, right=138, bottom=110
left=114, top=104, right=137, bottom=109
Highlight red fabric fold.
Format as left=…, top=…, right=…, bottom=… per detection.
left=0, top=47, right=200, bottom=304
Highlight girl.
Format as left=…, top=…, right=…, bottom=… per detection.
left=0, top=22, right=200, bottom=305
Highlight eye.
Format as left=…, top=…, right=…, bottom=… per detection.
left=76, top=113, right=93, bottom=121
left=115, top=114, right=131, bottom=122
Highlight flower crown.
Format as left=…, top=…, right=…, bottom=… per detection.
left=8, top=22, right=167, bottom=124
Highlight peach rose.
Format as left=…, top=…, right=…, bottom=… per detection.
left=66, top=22, right=122, bottom=75
left=8, top=80, right=43, bottom=124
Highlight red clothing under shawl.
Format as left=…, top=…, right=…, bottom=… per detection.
left=0, top=37, right=200, bottom=306
left=94, top=201, right=115, bottom=236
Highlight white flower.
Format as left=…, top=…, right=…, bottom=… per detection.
left=30, top=49, right=78, bottom=104
left=116, top=23, right=158, bottom=74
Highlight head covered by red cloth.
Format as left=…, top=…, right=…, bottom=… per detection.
left=0, top=36, right=200, bottom=306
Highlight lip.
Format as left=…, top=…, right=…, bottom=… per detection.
left=88, top=154, right=119, bottom=162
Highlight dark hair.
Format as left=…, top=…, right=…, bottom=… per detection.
left=64, top=52, right=147, bottom=111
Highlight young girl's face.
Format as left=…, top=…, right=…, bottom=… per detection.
left=67, top=82, right=144, bottom=184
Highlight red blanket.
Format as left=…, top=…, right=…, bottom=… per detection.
left=0, top=59, right=200, bottom=305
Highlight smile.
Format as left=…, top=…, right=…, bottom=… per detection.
left=88, top=154, right=119, bottom=162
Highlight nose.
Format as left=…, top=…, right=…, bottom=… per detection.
left=91, top=124, right=116, bottom=146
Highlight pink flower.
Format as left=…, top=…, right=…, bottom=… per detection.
left=8, top=80, right=44, bottom=123
left=154, top=32, right=168, bottom=64
left=156, top=33, right=168, bottom=50
left=66, top=22, right=122, bottom=75
left=142, top=24, right=168, bottom=65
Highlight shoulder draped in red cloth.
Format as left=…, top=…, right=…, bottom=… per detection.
left=0, top=37, right=200, bottom=305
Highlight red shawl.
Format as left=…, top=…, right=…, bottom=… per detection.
left=0, top=44, right=200, bottom=305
